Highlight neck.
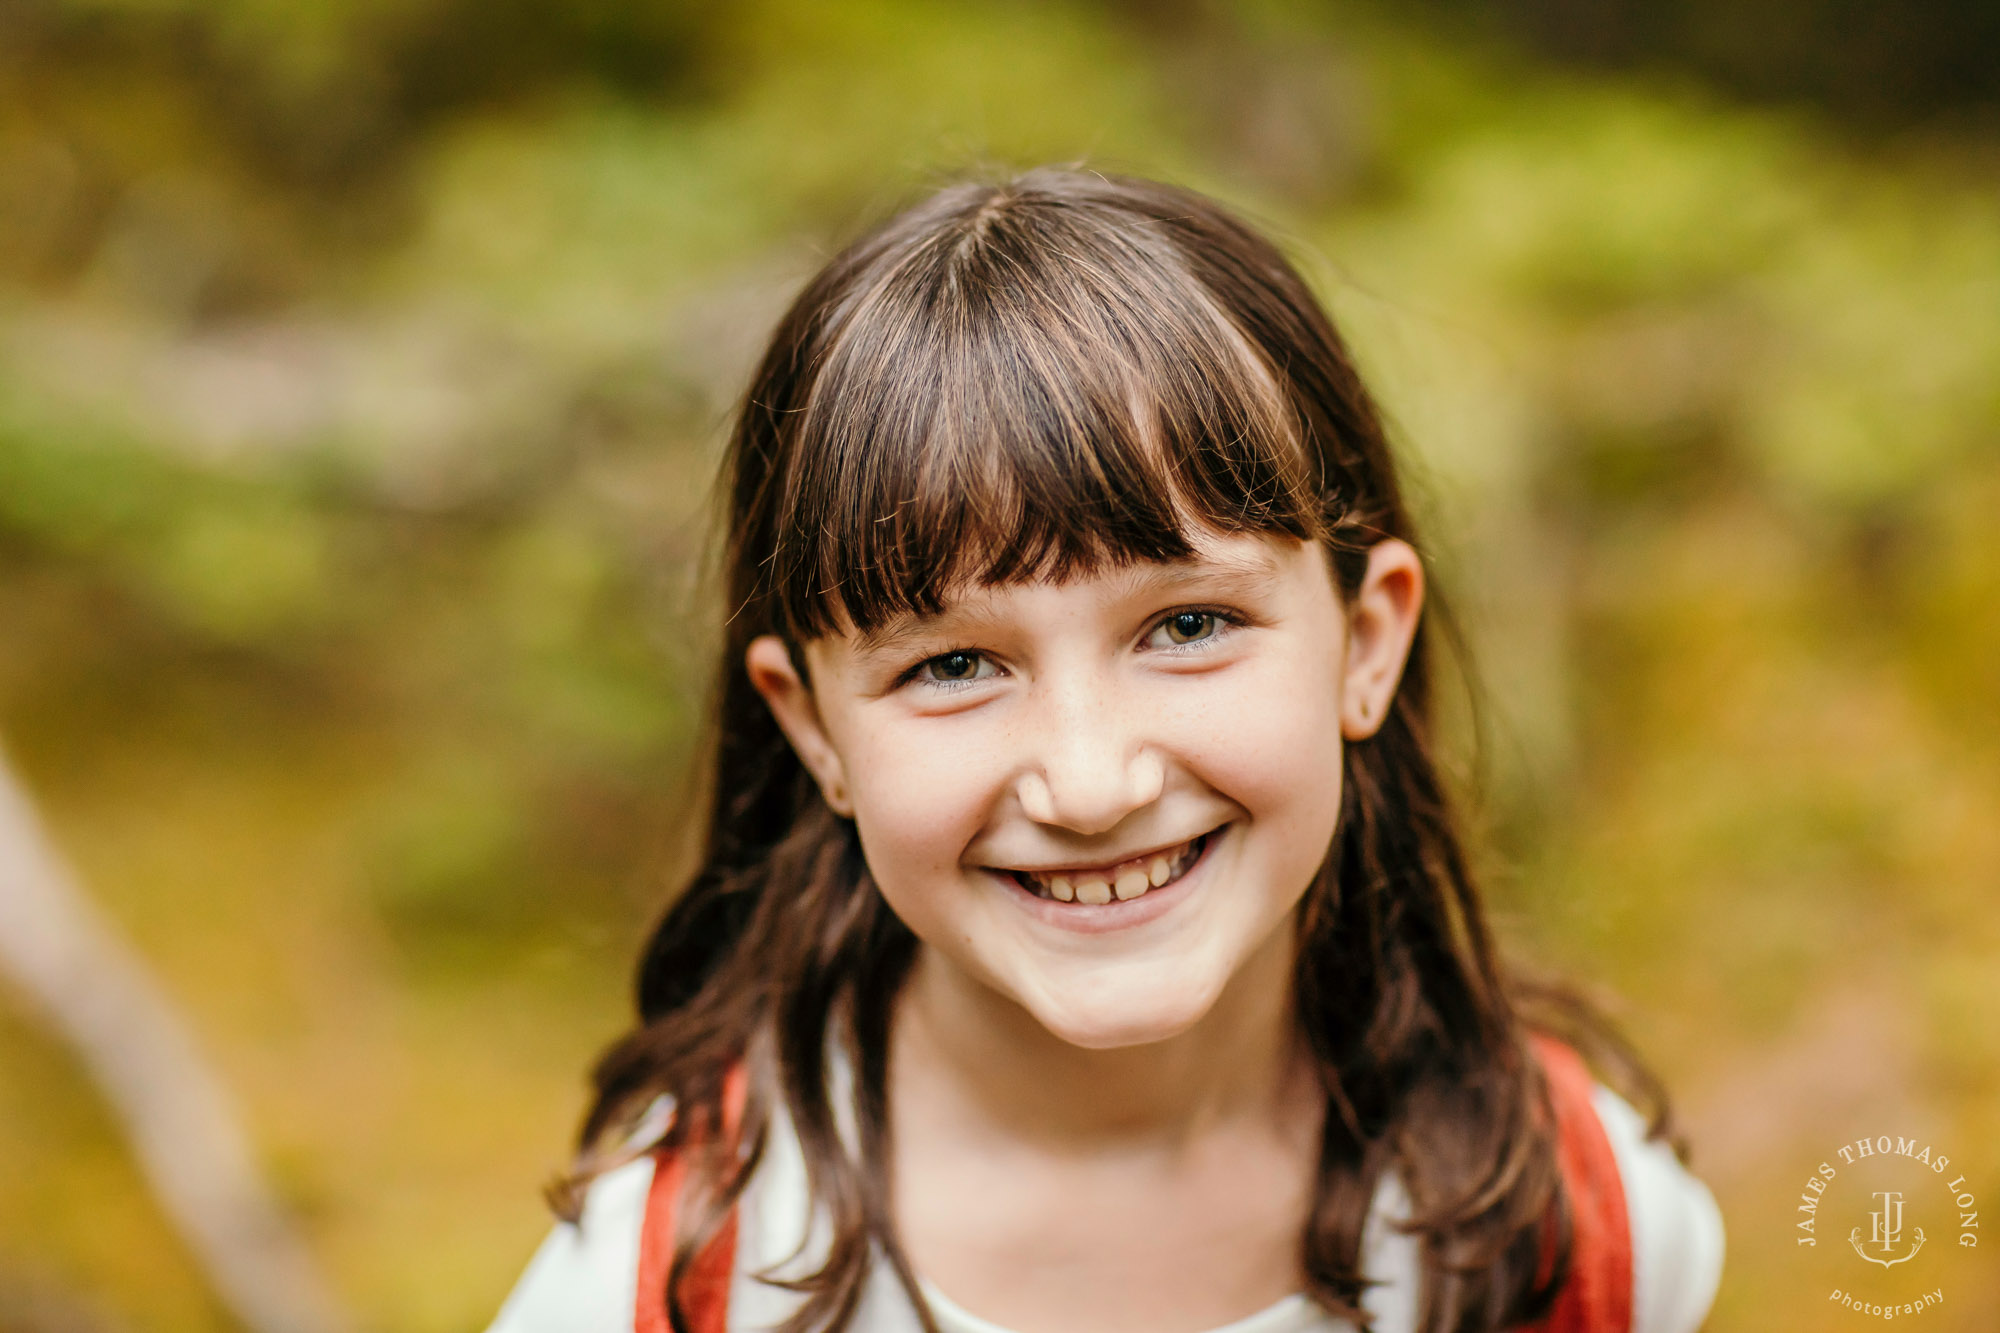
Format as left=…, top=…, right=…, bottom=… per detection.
left=888, top=922, right=1315, bottom=1150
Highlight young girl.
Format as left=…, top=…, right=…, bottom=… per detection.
left=488, top=168, right=1724, bottom=1333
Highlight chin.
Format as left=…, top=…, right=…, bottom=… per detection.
left=1025, top=982, right=1223, bottom=1051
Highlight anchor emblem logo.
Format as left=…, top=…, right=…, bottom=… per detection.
left=1850, top=1190, right=1926, bottom=1268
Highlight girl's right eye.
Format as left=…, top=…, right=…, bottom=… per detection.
left=911, top=650, right=998, bottom=688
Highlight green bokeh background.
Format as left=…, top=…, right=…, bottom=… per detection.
left=1, top=2, right=1996, bottom=1329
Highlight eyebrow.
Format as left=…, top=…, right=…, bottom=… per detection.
left=851, top=604, right=1005, bottom=659
left=1106, top=547, right=1284, bottom=603
left=850, top=546, right=1287, bottom=658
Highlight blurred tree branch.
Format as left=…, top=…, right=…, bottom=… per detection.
left=0, top=742, right=351, bottom=1333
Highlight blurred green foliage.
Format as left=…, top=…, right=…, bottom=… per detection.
left=0, top=2, right=1996, bottom=1330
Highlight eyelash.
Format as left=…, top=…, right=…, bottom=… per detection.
left=896, top=607, right=1246, bottom=692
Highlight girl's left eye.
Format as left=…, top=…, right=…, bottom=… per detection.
left=1148, top=610, right=1227, bottom=648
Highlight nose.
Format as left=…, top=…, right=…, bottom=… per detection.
left=1013, top=675, right=1166, bottom=835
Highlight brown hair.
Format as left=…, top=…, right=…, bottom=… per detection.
left=568, top=167, right=1679, bottom=1333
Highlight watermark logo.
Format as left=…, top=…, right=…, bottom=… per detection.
left=1828, top=1288, right=1942, bottom=1319
left=1793, top=1133, right=1978, bottom=1319
left=1854, top=1190, right=1922, bottom=1267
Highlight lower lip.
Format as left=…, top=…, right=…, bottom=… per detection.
left=994, top=828, right=1225, bottom=935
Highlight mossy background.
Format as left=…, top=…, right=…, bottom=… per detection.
left=1, top=2, right=1996, bottom=1329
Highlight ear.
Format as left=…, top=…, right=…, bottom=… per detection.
left=1340, top=539, right=1425, bottom=741
left=745, top=635, right=854, bottom=816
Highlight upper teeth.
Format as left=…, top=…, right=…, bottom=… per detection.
left=1022, top=836, right=1201, bottom=905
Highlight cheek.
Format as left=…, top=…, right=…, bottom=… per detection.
left=1175, top=655, right=1347, bottom=860
left=839, top=725, right=1005, bottom=892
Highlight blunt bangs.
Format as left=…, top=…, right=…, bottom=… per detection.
left=762, top=184, right=1334, bottom=640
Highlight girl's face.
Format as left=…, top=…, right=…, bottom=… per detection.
left=749, top=529, right=1423, bottom=1051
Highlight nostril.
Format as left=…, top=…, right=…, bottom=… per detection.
left=1015, top=772, right=1057, bottom=824
left=1130, top=750, right=1166, bottom=807
left=1015, top=742, right=1164, bottom=834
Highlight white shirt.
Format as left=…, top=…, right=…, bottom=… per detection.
left=489, top=1082, right=1723, bottom=1333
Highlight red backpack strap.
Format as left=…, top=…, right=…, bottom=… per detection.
left=635, top=1065, right=749, bottom=1333
left=1514, top=1034, right=1634, bottom=1333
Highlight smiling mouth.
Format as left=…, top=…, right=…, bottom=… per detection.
left=1001, top=830, right=1214, bottom=906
